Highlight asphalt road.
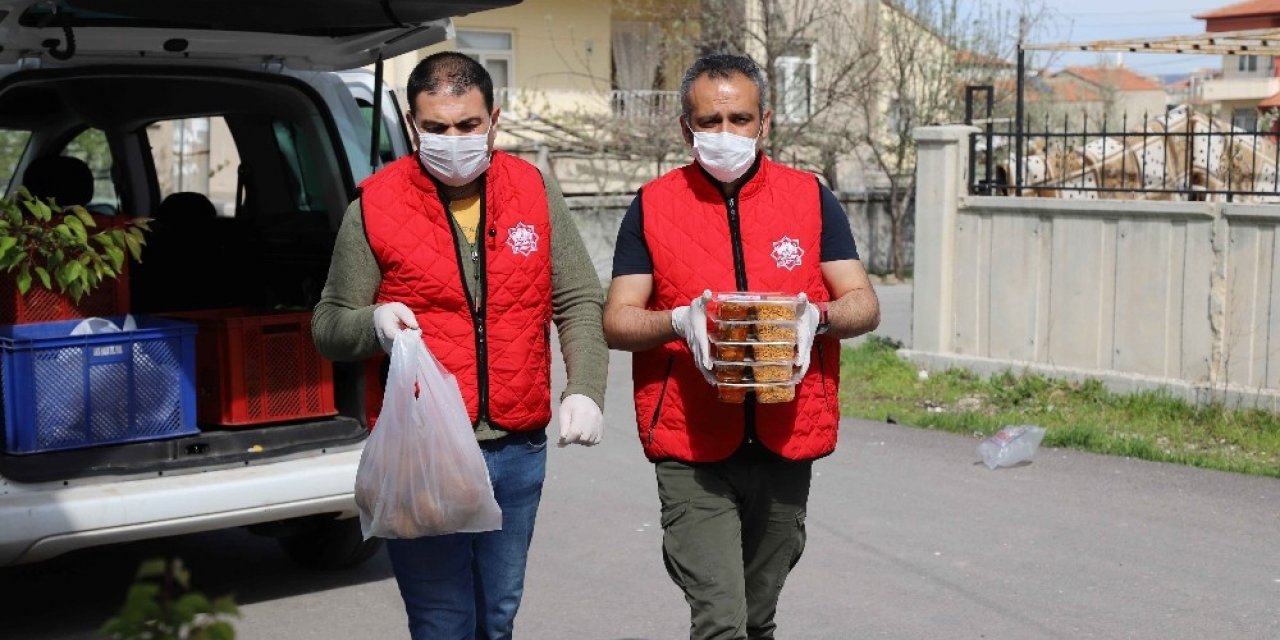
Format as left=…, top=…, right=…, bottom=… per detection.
left=3, top=284, right=1279, bottom=639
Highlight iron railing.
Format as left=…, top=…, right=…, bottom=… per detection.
left=964, top=84, right=1280, bottom=202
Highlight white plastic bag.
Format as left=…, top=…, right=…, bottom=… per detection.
left=69, top=314, right=137, bottom=335
left=977, top=425, right=1047, bottom=470
left=354, top=330, right=502, bottom=539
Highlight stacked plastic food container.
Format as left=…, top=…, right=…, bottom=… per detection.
left=705, top=292, right=802, bottom=403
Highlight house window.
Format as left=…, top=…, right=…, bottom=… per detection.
left=774, top=44, right=816, bottom=123
left=1232, top=108, right=1258, bottom=131
left=1238, top=55, right=1258, bottom=72
left=455, top=30, right=513, bottom=93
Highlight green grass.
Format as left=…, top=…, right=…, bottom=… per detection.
left=839, top=336, right=1280, bottom=478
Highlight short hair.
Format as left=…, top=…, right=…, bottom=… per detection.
left=406, top=51, right=494, bottom=113
left=679, top=53, right=768, bottom=122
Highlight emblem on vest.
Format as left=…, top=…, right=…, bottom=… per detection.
left=506, top=222, right=540, bottom=256
left=770, top=236, right=804, bottom=271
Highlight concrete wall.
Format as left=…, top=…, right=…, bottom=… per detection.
left=563, top=189, right=909, bottom=284
left=908, top=125, right=1280, bottom=410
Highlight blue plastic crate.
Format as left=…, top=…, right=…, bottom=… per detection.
left=0, top=316, right=199, bottom=454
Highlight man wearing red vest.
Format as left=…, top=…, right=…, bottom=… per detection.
left=604, top=54, right=880, bottom=639
left=313, top=52, right=608, bottom=640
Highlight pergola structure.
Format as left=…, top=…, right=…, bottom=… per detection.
left=1004, top=27, right=1280, bottom=191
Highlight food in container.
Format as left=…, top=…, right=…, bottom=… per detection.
left=751, top=343, right=795, bottom=362
left=705, top=292, right=805, bottom=404
left=752, top=364, right=794, bottom=383
left=756, top=384, right=796, bottom=403
left=718, top=322, right=750, bottom=341
left=755, top=323, right=797, bottom=342
left=714, top=364, right=747, bottom=382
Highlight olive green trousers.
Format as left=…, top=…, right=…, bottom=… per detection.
left=655, top=457, right=812, bottom=640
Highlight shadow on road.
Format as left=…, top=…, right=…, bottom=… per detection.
left=0, top=527, right=392, bottom=639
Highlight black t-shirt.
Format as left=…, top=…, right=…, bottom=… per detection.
left=611, top=180, right=860, bottom=278
left=611, top=181, right=860, bottom=279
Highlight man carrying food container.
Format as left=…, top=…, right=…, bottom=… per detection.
left=603, top=53, right=880, bottom=640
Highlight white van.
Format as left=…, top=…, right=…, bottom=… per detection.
left=0, top=0, right=515, bottom=569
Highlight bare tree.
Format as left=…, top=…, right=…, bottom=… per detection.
left=854, top=0, right=1057, bottom=278
left=525, top=0, right=880, bottom=194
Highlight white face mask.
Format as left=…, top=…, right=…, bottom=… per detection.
left=690, top=127, right=760, bottom=183
left=417, top=127, right=492, bottom=187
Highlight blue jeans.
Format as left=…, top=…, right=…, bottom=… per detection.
left=385, top=429, right=548, bottom=640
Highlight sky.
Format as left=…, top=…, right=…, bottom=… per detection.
left=982, top=0, right=1229, bottom=78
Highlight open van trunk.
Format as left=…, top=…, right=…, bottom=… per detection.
left=0, top=0, right=521, bottom=568
left=0, top=67, right=371, bottom=481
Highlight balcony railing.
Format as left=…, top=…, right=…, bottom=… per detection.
left=609, top=90, right=680, bottom=119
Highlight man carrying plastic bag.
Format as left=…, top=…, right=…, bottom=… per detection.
left=313, top=51, right=608, bottom=640
left=355, top=330, right=503, bottom=538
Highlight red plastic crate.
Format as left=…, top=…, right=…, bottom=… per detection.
left=0, top=215, right=132, bottom=324
left=164, top=309, right=336, bottom=427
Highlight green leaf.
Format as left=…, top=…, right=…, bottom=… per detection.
left=135, top=557, right=167, bottom=579
left=0, top=235, right=15, bottom=259
left=107, top=245, right=125, bottom=272
left=211, top=595, right=240, bottom=616
left=66, top=260, right=84, bottom=283
left=132, top=217, right=154, bottom=232
left=34, top=266, right=50, bottom=290
left=22, top=197, right=53, bottom=222
left=16, top=266, right=31, bottom=294
left=171, top=558, right=191, bottom=590
left=54, top=224, right=74, bottom=241
left=71, top=206, right=95, bottom=228
left=64, top=215, right=87, bottom=242
left=123, top=233, right=143, bottom=262
left=204, top=620, right=237, bottom=640
left=174, top=592, right=212, bottom=622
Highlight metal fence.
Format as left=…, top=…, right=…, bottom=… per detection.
left=964, top=84, right=1280, bottom=203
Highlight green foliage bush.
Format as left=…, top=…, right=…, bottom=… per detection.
left=100, top=558, right=239, bottom=640
left=0, top=186, right=149, bottom=302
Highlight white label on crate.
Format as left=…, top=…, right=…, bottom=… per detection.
left=93, top=345, right=124, bottom=357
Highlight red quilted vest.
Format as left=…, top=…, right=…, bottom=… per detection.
left=361, top=152, right=553, bottom=431
left=634, top=156, right=841, bottom=462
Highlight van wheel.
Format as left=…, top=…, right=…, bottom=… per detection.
left=278, top=517, right=382, bottom=570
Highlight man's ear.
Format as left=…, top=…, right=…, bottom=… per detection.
left=488, top=106, right=502, bottom=146
left=760, top=109, right=773, bottom=140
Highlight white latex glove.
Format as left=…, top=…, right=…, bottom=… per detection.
left=671, top=290, right=712, bottom=370
left=373, top=302, right=419, bottom=353
left=558, top=394, right=603, bottom=447
left=795, top=292, right=821, bottom=377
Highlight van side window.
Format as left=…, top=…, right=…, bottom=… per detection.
left=145, top=117, right=241, bottom=217
left=272, top=119, right=324, bottom=212
left=61, top=128, right=119, bottom=212
left=355, top=97, right=398, bottom=165
left=0, top=128, right=32, bottom=193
